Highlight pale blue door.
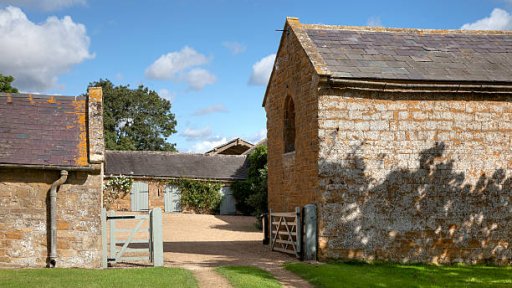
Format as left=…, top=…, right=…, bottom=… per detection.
left=131, top=182, right=149, bottom=211
left=164, top=185, right=181, bottom=212
left=220, top=186, right=236, bottom=215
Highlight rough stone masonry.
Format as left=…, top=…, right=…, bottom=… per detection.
left=0, top=88, right=104, bottom=268
left=265, top=17, right=512, bottom=264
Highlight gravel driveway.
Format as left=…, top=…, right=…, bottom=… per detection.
left=162, top=213, right=312, bottom=288
left=113, top=212, right=311, bottom=287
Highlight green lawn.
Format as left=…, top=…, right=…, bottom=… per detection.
left=0, top=267, right=197, bottom=288
left=285, top=262, right=512, bottom=288
left=216, top=266, right=282, bottom=288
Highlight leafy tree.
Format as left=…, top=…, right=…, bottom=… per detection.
left=232, top=145, right=268, bottom=216
left=88, top=79, right=177, bottom=151
left=0, top=74, right=19, bottom=93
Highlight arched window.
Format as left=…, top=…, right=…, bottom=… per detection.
left=284, top=96, right=295, bottom=153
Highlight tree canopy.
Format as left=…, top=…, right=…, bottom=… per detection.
left=88, top=79, right=177, bottom=151
left=0, top=74, right=19, bottom=93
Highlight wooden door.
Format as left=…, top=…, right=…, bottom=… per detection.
left=220, top=186, right=236, bottom=215
left=164, top=185, right=181, bottom=212
left=131, top=182, right=149, bottom=211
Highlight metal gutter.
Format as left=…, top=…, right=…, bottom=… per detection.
left=0, top=163, right=98, bottom=171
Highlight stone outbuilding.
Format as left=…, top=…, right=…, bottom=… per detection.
left=105, top=151, right=248, bottom=214
left=0, top=88, right=104, bottom=268
left=264, top=17, right=512, bottom=264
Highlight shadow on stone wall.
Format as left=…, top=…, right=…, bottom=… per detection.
left=320, top=142, right=512, bottom=264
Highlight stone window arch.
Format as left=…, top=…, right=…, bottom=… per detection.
left=284, top=95, right=295, bottom=153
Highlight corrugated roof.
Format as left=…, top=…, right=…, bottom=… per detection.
left=303, top=24, right=512, bottom=82
left=0, top=92, right=88, bottom=168
left=105, top=151, right=248, bottom=180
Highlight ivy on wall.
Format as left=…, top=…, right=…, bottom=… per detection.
left=231, top=145, right=268, bottom=217
left=167, top=179, right=222, bottom=214
left=103, top=175, right=133, bottom=210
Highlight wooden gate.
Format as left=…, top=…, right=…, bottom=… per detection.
left=101, top=208, right=163, bottom=267
left=269, top=207, right=302, bottom=258
left=164, top=185, right=181, bottom=212
left=131, top=182, right=149, bottom=212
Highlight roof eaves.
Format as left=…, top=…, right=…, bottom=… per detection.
left=328, top=77, right=512, bottom=93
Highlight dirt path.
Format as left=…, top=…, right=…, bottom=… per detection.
left=162, top=213, right=312, bottom=288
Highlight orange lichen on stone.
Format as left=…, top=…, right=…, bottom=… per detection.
left=73, top=99, right=88, bottom=166
left=47, top=96, right=56, bottom=104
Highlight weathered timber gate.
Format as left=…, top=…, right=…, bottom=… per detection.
left=101, top=208, right=163, bottom=268
left=268, top=204, right=317, bottom=260
left=269, top=207, right=302, bottom=258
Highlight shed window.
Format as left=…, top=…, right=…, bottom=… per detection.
left=284, top=96, right=295, bottom=153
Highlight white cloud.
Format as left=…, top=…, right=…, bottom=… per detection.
left=186, top=68, right=216, bottom=90
left=0, top=6, right=93, bottom=91
left=223, top=41, right=246, bottom=54
left=461, top=8, right=512, bottom=30
left=145, top=46, right=208, bottom=80
left=158, top=88, right=175, bottom=102
left=189, top=137, right=227, bottom=153
left=181, top=127, right=212, bottom=140
left=0, top=0, right=86, bottom=11
left=247, top=128, right=267, bottom=144
left=367, top=16, right=382, bottom=27
left=193, top=104, right=228, bottom=116
left=249, top=54, right=275, bottom=86
left=145, top=46, right=215, bottom=90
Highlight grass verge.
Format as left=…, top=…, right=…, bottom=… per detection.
left=0, top=267, right=197, bottom=288
left=216, top=266, right=281, bottom=288
left=285, top=262, right=512, bottom=288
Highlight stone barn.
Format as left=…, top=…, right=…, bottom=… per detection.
left=105, top=151, right=248, bottom=214
left=0, top=88, right=104, bottom=268
left=264, top=17, right=512, bottom=264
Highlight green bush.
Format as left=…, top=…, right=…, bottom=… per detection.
left=231, top=145, right=268, bottom=217
left=168, top=179, right=222, bottom=214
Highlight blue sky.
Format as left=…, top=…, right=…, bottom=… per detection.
left=0, top=0, right=511, bottom=152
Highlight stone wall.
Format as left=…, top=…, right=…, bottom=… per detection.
left=317, top=90, right=512, bottom=264
left=265, top=21, right=321, bottom=213
left=0, top=168, right=102, bottom=268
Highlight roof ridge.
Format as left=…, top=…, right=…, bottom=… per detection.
left=0, top=92, right=81, bottom=99
left=105, top=150, right=248, bottom=158
left=303, top=23, right=512, bottom=35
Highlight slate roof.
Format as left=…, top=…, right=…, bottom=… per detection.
left=105, top=151, right=248, bottom=180
left=0, top=93, right=89, bottom=168
left=291, top=18, right=512, bottom=83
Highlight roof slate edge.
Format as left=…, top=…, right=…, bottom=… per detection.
left=104, top=174, right=245, bottom=181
